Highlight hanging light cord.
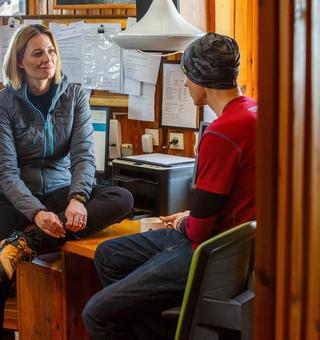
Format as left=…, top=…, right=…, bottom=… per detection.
left=137, top=50, right=183, bottom=57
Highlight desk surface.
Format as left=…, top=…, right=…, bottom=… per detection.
left=63, top=219, right=140, bottom=259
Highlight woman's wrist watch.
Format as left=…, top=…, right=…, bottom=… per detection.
left=70, top=193, right=87, bottom=204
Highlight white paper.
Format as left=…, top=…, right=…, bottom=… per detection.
left=203, top=105, right=217, bottom=123
left=161, top=63, right=197, bottom=128
left=128, top=83, right=156, bottom=122
left=123, top=50, right=161, bottom=85
left=0, top=25, right=20, bottom=82
left=23, top=19, right=43, bottom=25
left=124, top=153, right=195, bottom=166
left=123, top=76, right=141, bottom=96
left=91, top=109, right=108, bottom=172
left=81, top=23, right=122, bottom=91
left=49, top=22, right=84, bottom=83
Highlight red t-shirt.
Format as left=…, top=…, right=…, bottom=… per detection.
left=186, top=96, right=257, bottom=245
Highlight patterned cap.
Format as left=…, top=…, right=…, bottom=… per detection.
left=181, top=32, right=240, bottom=89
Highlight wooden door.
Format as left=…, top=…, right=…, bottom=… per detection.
left=255, top=1, right=320, bottom=339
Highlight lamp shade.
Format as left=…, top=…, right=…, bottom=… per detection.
left=112, top=0, right=205, bottom=52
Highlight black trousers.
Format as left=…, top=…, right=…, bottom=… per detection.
left=0, top=185, right=133, bottom=252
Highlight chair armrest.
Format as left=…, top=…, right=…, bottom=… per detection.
left=161, top=306, right=181, bottom=319
left=233, top=290, right=255, bottom=304
left=198, top=289, right=254, bottom=330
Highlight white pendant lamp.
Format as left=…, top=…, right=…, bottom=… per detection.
left=112, top=0, right=205, bottom=52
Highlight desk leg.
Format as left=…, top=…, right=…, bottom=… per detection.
left=62, top=252, right=101, bottom=340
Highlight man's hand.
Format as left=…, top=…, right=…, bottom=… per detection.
left=65, top=199, right=88, bottom=232
left=160, top=211, right=190, bottom=229
left=34, top=211, right=66, bottom=238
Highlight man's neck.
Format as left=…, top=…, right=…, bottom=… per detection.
left=206, top=87, right=243, bottom=117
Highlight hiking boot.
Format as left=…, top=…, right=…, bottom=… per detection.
left=0, top=233, right=36, bottom=283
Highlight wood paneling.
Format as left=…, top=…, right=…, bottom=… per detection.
left=256, top=0, right=320, bottom=339
left=180, top=0, right=207, bottom=32
left=255, top=1, right=278, bottom=339
left=3, top=298, right=18, bottom=330
left=214, top=0, right=258, bottom=98
left=307, top=1, right=320, bottom=339
left=215, top=0, right=235, bottom=36
left=205, top=0, right=215, bottom=31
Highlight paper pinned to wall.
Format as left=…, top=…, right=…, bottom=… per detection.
left=123, top=50, right=161, bottom=85
left=23, top=19, right=43, bottom=25
left=128, top=82, right=156, bottom=122
left=49, top=22, right=84, bottom=84
left=81, top=23, right=122, bottom=91
left=0, top=25, right=20, bottom=82
left=161, top=63, right=197, bottom=128
left=123, top=77, right=141, bottom=96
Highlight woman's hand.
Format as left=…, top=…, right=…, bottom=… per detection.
left=160, top=211, right=190, bottom=229
left=64, top=199, right=88, bottom=232
left=34, top=210, right=66, bottom=238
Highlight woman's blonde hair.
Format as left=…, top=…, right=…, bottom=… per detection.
left=2, top=24, right=62, bottom=90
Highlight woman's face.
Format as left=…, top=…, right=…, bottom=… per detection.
left=19, top=33, right=57, bottom=85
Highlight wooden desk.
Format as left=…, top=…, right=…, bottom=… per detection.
left=17, top=253, right=63, bottom=340
left=14, top=219, right=140, bottom=340
left=63, top=219, right=140, bottom=259
left=62, top=219, right=140, bottom=340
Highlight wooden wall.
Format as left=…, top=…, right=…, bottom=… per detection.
left=2, top=0, right=257, bottom=158
left=255, top=0, right=320, bottom=339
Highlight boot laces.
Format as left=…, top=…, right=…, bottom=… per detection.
left=8, top=239, right=36, bottom=267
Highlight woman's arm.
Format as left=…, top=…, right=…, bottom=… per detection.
left=68, top=86, right=96, bottom=200
left=0, top=102, right=47, bottom=222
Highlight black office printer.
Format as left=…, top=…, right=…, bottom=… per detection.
left=112, top=154, right=195, bottom=217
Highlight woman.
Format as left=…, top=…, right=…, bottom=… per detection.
left=0, top=24, right=133, bottom=283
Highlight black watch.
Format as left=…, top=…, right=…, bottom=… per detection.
left=70, top=193, right=87, bottom=204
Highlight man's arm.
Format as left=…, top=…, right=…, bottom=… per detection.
left=177, top=188, right=228, bottom=244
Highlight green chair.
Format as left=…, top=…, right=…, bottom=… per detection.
left=162, top=221, right=256, bottom=340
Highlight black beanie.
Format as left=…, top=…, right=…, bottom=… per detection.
left=181, top=32, right=240, bottom=89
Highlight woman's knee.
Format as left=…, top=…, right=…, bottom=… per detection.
left=111, top=187, right=134, bottom=215
left=93, top=186, right=134, bottom=217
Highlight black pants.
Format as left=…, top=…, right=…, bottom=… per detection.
left=0, top=185, right=133, bottom=252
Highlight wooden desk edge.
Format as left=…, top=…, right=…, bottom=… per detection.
left=63, top=220, right=140, bottom=259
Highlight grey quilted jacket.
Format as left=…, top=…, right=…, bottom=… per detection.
left=0, top=75, right=96, bottom=221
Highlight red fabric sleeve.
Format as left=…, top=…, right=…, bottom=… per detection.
left=185, top=214, right=217, bottom=248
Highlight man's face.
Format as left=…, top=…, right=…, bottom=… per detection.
left=184, top=77, right=206, bottom=106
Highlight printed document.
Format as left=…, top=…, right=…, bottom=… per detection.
left=161, top=63, right=197, bottom=128
left=123, top=50, right=161, bottom=85
left=0, top=25, right=20, bottom=82
left=128, top=83, right=156, bottom=122
left=49, top=22, right=84, bottom=83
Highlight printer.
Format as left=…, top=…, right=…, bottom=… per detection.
left=112, top=154, right=195, bottom=217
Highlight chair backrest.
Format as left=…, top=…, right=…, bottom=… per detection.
left=175, top=221, right=256, bottom=340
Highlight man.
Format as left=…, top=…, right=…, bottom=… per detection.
left=82, top=32, right=257, bottom=339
